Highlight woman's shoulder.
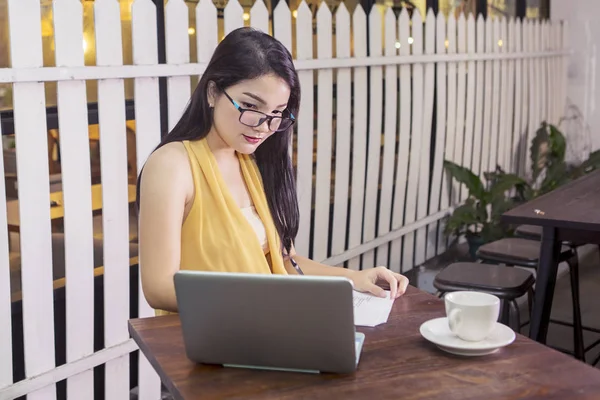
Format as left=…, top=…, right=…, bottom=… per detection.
left=141, top=141, right=193, bottom=193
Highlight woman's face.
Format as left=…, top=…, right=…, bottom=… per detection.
left=208, top=74, right=291, bottom=155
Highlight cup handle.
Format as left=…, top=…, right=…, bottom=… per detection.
left=448, top=308, right=462, bottom=334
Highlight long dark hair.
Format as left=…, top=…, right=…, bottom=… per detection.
left=137, top=27, right=300, bottom=254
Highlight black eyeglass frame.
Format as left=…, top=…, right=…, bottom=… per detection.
left=221, top=90, right=296, bottom=132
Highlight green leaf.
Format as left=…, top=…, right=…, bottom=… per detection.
left=530, top=122, right=549, bottom=181
left=490, top=173, right=528, bottom=199
left=548, top=124, right=567, bottom=163
left=443, top=160, right=485, bottom=200
left=579, top=150, right=600, bottom=174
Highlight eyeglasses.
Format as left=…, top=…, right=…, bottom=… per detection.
left=222, top=90, right=295, bottom=132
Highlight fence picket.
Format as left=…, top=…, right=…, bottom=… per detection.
left=375, top=8, right=398, bottom=268
left=348, top=5, right=368, bottom=271
left=166, top=0, right=191, bottom=131
left=472, top=15, right=486, bottom=178
left=463, top=14, right=476, bottom=177
left=331, top=3, right=351, bottom=260
left=539, top=21, right=547, bottom=124
left=196, top=0, right=218, bottom=63
left=131, top=0, right=162, bottom=398
left=7, top=0, right=55, bottom=397
left=250, top=0, right=269, bottom=33
left=504, top=19, right=516, bottom=172
left=498, top=18, right=510, bottom=172
left=427, top=12, right=447, bottom=260
left=362, top=6, right=383, bottom=269
left=53, top=0, right=96, bottom=397
left=512, top=19, right=524, bottom=174
left=401, top=10, right=423, bottom=272
left=390, top=8, right=410, bottom=266
left=95, top=0, right=133, bottom=397
left=224, top=0, right=244, bottom=36
left=560, top=22, right=568, bottom=122
left=453, top=13, right=467, bottom=201
left=489, top=18, right=501, bottom=173
left=273, top=1, right=292, bottom=53
left=525, top=20, right=535, bottom=175
left=294, top=0, right=313, bottom=257
left=414, top=9, right=435, bottom=267
left=313, top=2, right=333, bottom=262
left=480, top=17, right=494, bottom=179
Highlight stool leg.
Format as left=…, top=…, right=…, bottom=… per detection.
left=500, top=300, right=510, bottom=326
left=511, top=300, right=521, bottom=334
left=568, top=252, right=585, bottom=361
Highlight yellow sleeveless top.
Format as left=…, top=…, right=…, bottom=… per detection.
left=154, top=138, right=287, bottom=316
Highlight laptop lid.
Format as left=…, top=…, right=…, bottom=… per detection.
left=174, top=270, right=359, bottom=374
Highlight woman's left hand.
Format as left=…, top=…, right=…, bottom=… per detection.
left=350, top=266, right=409, bottom=299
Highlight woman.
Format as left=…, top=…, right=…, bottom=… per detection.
left=138, top=27, right=409, bottom=314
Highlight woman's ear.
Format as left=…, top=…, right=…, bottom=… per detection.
left=207, top=81, right=218, bottom=107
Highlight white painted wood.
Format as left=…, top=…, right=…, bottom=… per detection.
left=414, top=9, right=435, bottom=267
left=498, top=18, right=510, bottom=172
left=53, top=0, right=95, bottom=397
left=480, top=17, right=494, bottom=178
left=0, top=108, right=11, bottom=392
left=539, top=21, right=547, bottom=125
left=131, top=0, right=162, bottom=398
left=488, top=18, right=501, bottom=173
left=250, top=0, right=269, bottom=34
left=453, top=13, right=467, bottom=202
left=324, top=205, right=454, bottom=267
left=0, top=339, right=138, bottom=400
left=512, top=19, right=523, bottom=173
left=293, top=1, right=313, bottom=258
left=375, top=7, right=397, bottom=268
left=551, top=21, right=560, bottom=124
left=426, top=12, right=447, bottom=260
left=472, top=14, right=486, bottom=178
left=390, top=8, right=411, bottom=269
left=312, top=2, right=333, bottom=262
left=95, top=0, right=132, bottom=398
left=560, top=22, right=568, bottom=124
left=331, top=2, right=351, bottom=259
left=224, top=0, right=244, bottom=36
left=401, top=10, right=423, bottom=272
left=504, top=19, right=516, bottom=172
left=0, top=50, right=570, bottom=84
left=438, top=12, right=457, bottom=254
left=196, top=0, right=218, bottom=64
left=524, top=20, right=535, bottom=175
left=166, top=0, right=191, bottom=131
left=532, top=21, right=542, bottom=164
left=363, top=6, right=383, bottom=269
left=7, top=0, right=55, bottom=398
left=347, top=5, right=368, bottom=271
left=463, top=14, right=476, bottom=177
left=273, top=1, right=292, bottom=53
left=520, top=19, right=530, bottom=176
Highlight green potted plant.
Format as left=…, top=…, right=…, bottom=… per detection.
left=517, top=121, right=600, bottom=202
left=443, top=161, right=527, bottom=259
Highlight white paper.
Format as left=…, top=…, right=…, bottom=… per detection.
left=352, top=290, right=394, bottom=327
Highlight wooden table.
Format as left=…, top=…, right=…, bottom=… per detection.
left=6, top=184, right=137, bottom=232
left=128, top=286, right=600, bottom=399
left=502, top=170, right=600, bottom=345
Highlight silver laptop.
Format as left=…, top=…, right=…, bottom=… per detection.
left=173, top=270, right=365, bottom=374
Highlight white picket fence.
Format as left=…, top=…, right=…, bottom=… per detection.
left=0, top=0, right=568, bottom=398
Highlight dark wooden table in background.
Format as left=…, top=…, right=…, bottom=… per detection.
left=502, top=170, right=600, bottom=344
left=129, top=286, right=600, bottom=399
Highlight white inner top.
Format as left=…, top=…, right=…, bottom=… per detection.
left=241, top=206, right=268, bottom=252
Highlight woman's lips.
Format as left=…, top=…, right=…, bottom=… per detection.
left=243, top=134, right=262, bottom=144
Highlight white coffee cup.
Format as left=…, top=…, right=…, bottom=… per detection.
left=445, top=291, right=500, bottom=342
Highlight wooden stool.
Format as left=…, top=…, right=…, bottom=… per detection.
left=476, top=237, right=587, bottom=360
left=433, top=262, right=535, bottom=331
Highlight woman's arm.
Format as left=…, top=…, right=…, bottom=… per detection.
left=138, top=142, right=193, bottom=312
left=283, top=246, right=409, bottom=299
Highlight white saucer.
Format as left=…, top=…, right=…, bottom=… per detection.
left=419, top=317, right=516, bottom=356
